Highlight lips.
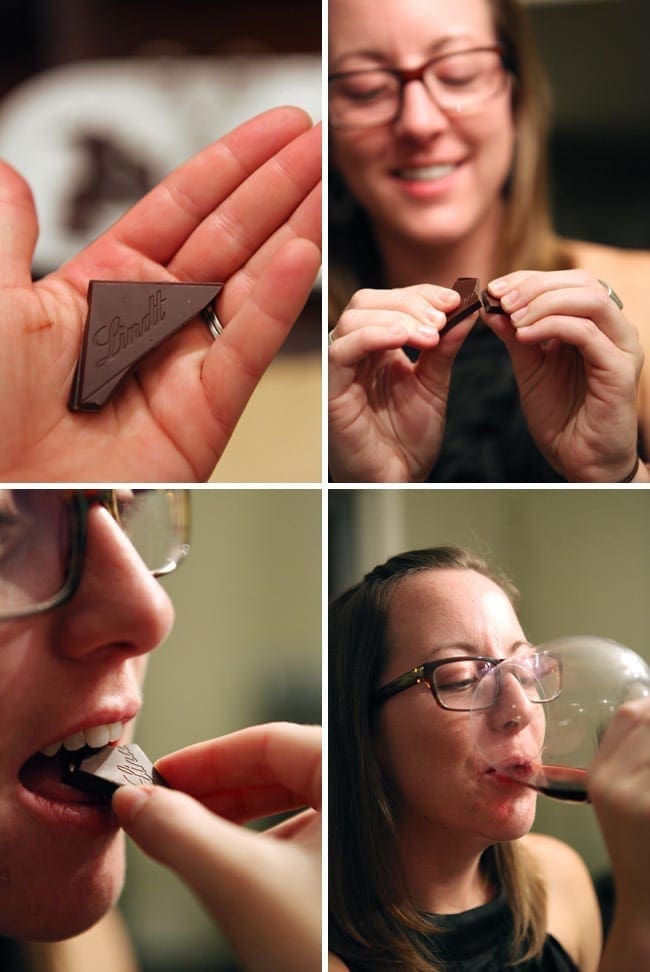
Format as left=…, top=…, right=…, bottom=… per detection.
left=16, top=709, right=137, bottom=815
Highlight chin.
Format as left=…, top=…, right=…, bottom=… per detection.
left=0, top=832, right=126, bottom=942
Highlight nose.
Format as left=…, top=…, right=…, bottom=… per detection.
left=488, top=666, right=538, bottom=734
left=392, top=79, right=450, bottom=141
left=51, top=505, right=174, bottom=662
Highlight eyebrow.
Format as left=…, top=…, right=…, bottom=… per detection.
left=420, top=639, right=532, bottom=662
left=329, top=32, right=480, bottom=72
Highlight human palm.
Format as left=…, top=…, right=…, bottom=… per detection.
left=0, top=107, right=321, bottom=481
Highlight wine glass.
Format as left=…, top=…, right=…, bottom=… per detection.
left=470, top=637, right=650, bottom=803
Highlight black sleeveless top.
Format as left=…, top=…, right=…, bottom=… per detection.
left=427, top=324, right=565, bottom=483
left=416, top=892, right=579, bottom=972
left=0, top=936, right=27, bottom=971
left=335, top=893, right=579, bottom=972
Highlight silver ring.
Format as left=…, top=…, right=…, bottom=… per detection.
left=597, top=279, right=624, bottom=311
left=201, top=304, right=224, bottom=339
left=327, top=328, right=336, bottom=347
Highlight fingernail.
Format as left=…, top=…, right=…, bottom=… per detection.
left=510, top=306, right=528, bottom=325
left=112, top=784, right=154, bottom=825
left=500, top=290, right=519, bottom=312
left=438, top=289, right=459, bottom=305
left=417, top=324, right=438, bottom=338
left=425, top=306, right=446, bottom=326
left=489, top=278, right=508, bottom=295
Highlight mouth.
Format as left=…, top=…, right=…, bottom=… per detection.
left=485, top=758, right=537, bottom=785
left=18, top=720, right=128, bottom=809
left=394, top=163, right=459, bottom=182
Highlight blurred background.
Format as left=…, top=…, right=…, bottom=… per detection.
left=124, top=488, right=321, bottom=970
left=329, top=487, right=650, bottom=936
left=0, top=0, right=321, bottom=483
left=523, top=0, right=650, bottom=250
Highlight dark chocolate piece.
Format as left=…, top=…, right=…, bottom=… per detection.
left=480, top=289, right=503, bottom=314
left=63, top=743, right=168, bottom=797
left=440, top=277, right=482, bottom=334
left=69, top=280, right=223, bottom=411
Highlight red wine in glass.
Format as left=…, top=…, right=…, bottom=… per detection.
left=496, top=764, right=589, bottom=803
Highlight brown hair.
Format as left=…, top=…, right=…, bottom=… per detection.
left=328, top=546, right=546, bottom=971
left=328, top=0, right=574, bottom=322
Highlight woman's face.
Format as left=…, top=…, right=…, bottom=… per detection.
left=375, top=569, right=542, bottom=854
left=0, top=496, right=174, bottom=940
left=329, top=0, right=516, bottom=251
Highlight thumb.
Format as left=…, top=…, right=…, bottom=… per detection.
left=112, top=784, right=261, bottom=912
left=112, top=785, right=321, bottom=972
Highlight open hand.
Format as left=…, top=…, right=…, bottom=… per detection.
left=0, top=107, right=321, bottom=482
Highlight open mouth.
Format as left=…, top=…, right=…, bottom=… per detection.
left=19, top=745, right=117, bottom=806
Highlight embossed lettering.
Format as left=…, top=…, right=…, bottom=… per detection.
left=115, top=744, right=154, bottom=785
left=93, top=290, right=167, bottom=367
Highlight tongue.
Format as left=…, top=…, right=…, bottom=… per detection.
left=19, top=751, right=109, bottom=804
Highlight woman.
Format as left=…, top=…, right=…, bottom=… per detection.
left=329, top=546, right=650, bottom=970
left=0, top=490, right=320, bottom=972
left=327, top=0, right=650, bottom=482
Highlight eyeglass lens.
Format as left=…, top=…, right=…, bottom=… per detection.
left=114, top=490, right=190, bottom=577
left=0, top=490, right=189, bottom=620
left=434, top=653, right=561, bottom=711
left=330, top=48, right=505, bottom=128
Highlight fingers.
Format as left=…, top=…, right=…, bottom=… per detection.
left=0, top=160, right=38, bottom=288
left=200, top=238, right=321, bottom=447
left=333, top=284, right=458, bottom=344
left=155, top=722, right=322, bottom=812
left=488, top=270, right=639, bottom=354
left=168, top=121, right=322, bottom=285
left=113, top=784, right=321, bottom=972
left=57, top=106, right=316, bottom=291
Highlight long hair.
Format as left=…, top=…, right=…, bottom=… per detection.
left=329, top=546, right=547, bottom=971
left=328, top=0, right=573, bottom=323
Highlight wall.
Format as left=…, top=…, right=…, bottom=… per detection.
left=124, top=488, right=322, bottom=971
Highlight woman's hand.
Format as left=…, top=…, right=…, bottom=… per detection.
left=485, top=270, right=645, bottom=482
left=113, top=723, right=321, bottom=972
left=0, top=107, right=321, bottom=482
left=588, top=698, right=650, bottom=970
left=328, top=284, right=476, bottom=482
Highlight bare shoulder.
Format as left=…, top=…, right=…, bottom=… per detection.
left=566, top=239, right=650, bottom=332
left=519, top=833, right=602, bottom=971
left=329, top=953, right=351, bottom=971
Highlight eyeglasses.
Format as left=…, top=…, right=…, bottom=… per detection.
left=372, top=651, right=562, bottom=712
left=329, top=45, right=511, bottom=130
left=0, top=489, right=190, bottom=620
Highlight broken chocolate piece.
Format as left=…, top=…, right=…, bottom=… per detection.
left=480, top=289, right=503, bottom=314
left=69, top=280, right=223, bottom=411
left=63, top=743, right=168, bottom=797
left=440, top=277, right=482, bottom=335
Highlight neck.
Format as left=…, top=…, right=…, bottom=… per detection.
left=374, top=201, right=506, bottom=291
left=396, top=816, right=494, bottom=915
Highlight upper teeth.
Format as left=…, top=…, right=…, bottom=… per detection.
left=399, top=164, right=456, bottom=181
left=40, top=721, right=124, bottom=756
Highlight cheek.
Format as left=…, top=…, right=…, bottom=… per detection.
left=331, top=130, right=388, bottom=191
left=376, top=706, right=472, bottom=805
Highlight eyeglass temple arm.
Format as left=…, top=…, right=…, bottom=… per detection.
left=372, top=666, right=424, bottom=704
